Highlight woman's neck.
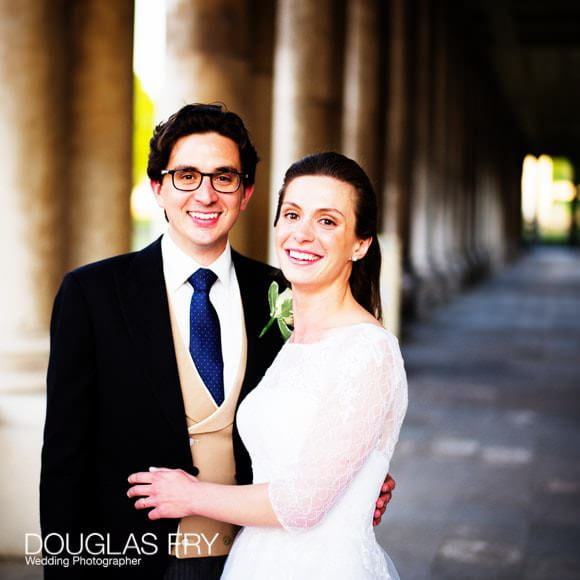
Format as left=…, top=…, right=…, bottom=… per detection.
left=290, top=282, right=372, bottom=343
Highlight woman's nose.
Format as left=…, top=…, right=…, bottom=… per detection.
left=293, top=219, right=314, bottom=242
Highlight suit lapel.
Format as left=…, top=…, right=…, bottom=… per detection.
left=232, top=251, right=285, bottom=402
left=116, top=238, right=188, bottom=438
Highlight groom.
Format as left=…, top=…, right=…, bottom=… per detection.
left=40, top=103, right=393, bottom=580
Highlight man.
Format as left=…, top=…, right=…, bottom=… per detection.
left=40, top=104, right=393, bottom=580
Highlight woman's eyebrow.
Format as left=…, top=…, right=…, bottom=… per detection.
left=317, top=207, right=345, bottom=218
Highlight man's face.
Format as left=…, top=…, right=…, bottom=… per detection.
left=151, top=132, right=254, bottom=264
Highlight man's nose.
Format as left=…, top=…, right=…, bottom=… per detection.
left=193, top=175, right=219, bottom=204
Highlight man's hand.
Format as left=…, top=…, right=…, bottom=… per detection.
left=373, top=474, right=395, bottom=526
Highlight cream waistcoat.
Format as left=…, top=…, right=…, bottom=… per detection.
left=167, top=299, right=247, bottom=558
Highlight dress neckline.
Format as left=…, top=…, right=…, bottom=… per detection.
left=287, top=322, right=385, bottom=346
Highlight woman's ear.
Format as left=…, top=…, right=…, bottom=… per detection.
left=352, top=237, right=372, bottom=262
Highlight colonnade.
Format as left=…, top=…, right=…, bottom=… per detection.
left=0, top=0, right=133, bottom=553
left=0, top=0, right=523, bottom=554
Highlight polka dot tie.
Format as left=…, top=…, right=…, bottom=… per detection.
left=188, top=268, right=224, bottom=406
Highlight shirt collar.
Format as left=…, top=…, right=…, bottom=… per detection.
left=161, top=231, right=233, bottom=291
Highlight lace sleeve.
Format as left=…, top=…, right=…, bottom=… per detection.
left=268, top=329, right=407, bottom=530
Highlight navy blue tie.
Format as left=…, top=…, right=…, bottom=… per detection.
left=188, top=268, right=224, bottom=406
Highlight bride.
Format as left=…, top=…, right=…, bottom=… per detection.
left=128, top=152, right=408, bottom=579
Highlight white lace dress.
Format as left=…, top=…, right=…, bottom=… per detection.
left=221, top=323, right=408, bottom=580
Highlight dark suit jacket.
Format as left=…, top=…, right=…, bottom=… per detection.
left=40, top=238, right=285, bottom=579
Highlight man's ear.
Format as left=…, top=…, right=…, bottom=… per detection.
left=240, top=184, right=255, bottom=211
left=150, top=180, right=164, bottom=208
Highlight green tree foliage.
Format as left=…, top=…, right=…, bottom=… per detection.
left=552, top=157, right=574, bottom=183
left=133, top=74, right=155, bottom=186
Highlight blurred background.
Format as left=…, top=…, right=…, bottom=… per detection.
left=0, top=0, right=579, bottom=578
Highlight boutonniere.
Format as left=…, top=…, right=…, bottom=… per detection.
left=259, top=281, right=293, bottom=341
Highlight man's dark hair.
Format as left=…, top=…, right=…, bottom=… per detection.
left=147, top=103, right=259, bottom=185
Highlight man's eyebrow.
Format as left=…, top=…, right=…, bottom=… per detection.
left=170, top=164, right=197, bottom=171
left=169, top=165, right=240, bottom=173
left=215, top=165, right=240, bottom=173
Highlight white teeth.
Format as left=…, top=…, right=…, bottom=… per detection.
left=288, top=250, right=319, bottom=261
left=189, top=212, right=219, bottom=220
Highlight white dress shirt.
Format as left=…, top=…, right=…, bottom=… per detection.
left=161, top=233, right=244, bottom=401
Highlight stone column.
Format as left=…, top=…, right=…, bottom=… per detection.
left=162, top=0, right=251, bottom=118
left=381, top=0, right=411, bottom=334
left=67, top=0, right=134, bottom=269
left=246, top=0, right=275, bottom=262
left=341, top=0, right=383, bottom=188
left=0, top=0, right=68, bottom=555
left=430, top=0, right=451, bottom=298
left=162, top=0, right=255, bottom=256
left=461, top=56, right=479, bottom=282
left=269, top=0, right=345, bottom=262
left=444, top=12, right=466, bottom=293
left=475, top=97, right=494, bottom=274
left=409, top=0, right=437, bottom=317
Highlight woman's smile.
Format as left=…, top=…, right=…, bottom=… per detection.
left=285, top=248, right=322, bottom=264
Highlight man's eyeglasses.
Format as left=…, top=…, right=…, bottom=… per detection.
left=160, top=169, right=248, bottom=194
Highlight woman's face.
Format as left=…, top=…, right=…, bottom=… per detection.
left=275, top=175, right=370, bottom=291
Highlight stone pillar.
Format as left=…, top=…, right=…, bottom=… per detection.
left=269, top=0, right=345, bottom=262
left=430, top=0, right=452, bottom=297
left=246, top=0, right=275, bottom=262
left=162, top=0, right=255, bottom=256
left=162, top=0, right=251, bottom=118
left=461, top=56, right=479, bottom=283
left=0, top=0, right=68, bottom=555
left=381, top=0, right=412, bottom=334
left=444, top=11, right=466, bottom=293
left=475, top=96, right=493, bottom=274
left=67, top=0, right=134, bottom=269
left=341, top=0, right=383, bottom=189
left=409, top=0, right=437, bottom=317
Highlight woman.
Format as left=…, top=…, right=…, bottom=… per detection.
left=128, top=152, right=408, bottom=579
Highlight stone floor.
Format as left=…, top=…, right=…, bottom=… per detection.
left=2, top=246, right=579, bottom=579
left=377, top=246, right=580, bottom=579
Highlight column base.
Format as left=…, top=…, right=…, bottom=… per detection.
left=0, top=335, right=48, bottom=556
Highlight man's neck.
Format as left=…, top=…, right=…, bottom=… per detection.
left=166, top=229, right=229, bottom=266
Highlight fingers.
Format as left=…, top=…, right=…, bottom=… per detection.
left=134, top=496, right=155, bottom=510
left=373, top=504, right=387, bottom=526
left=128, top=467, right=177, bottom=484
left=381, top=480, right=395, bottom=494
left=376, top=490, right=392, bottom=506
left=378, top=491, right=393, bottom=504
left=127, top=484, right=153, bottom=499
left=128, top=472, right=154, bottom=485
left=127, top=486, right=160, bottom=512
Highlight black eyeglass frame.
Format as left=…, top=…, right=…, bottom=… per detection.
left=160, top=168, right=249, bottom=194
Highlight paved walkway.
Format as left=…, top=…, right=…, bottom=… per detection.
left=3, top=246, right=579, bottom=579
left=377, top=246, right=580, bottom=579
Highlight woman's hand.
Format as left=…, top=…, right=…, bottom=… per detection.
left=373, top=474, right=396, bottom=526
left=127, top=467, right=201, bottom=520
